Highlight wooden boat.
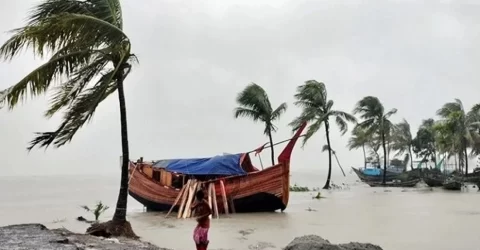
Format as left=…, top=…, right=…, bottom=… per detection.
left=423, top=176, right=445, bottom=187
left=365, top=178, right=421, bottom=188
left=442, top=179, right=462, bottom=191
left=128, top=122, right=307, bottom=214
left=351, top=167, right=403, bottom=182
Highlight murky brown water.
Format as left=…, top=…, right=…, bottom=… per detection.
left=1, top=174, right=479, bottom=250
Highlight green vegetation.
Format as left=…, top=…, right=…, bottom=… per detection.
left=289, top=80, right=356, bottom=189
left=0, top=0, right=136, bottom=237
left=81, top=201, right=110, bottom=221
left=353, top=96, right=397, bottom=184
left=234, top=83, right=287, bottom=166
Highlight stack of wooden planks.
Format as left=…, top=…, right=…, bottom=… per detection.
left=165, top=180, right=226, bottom=219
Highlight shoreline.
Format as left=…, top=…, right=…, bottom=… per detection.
left=0, top=223, right=384, bottom=250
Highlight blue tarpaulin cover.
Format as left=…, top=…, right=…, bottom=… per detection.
left=162, top=153, right=247, bottom=176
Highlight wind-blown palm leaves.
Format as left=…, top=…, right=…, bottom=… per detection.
left=353, top=96, right=397, bottom=184
left=0, top=0, right=136, bottom=236
left=412, top=119, right=437, bottom=165
left=234, top=83, right=287, bottom=166
left=436, top=99, right=480, bottom=176
left=347, top=125, right=370, bottom=168
left=391, top=119, right=414, bottom=170
left=290, top=80, right=356, bottom=189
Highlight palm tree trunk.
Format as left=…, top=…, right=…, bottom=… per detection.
left=112, top=74, right=130, bottom=222
left=323, top=121, right=332, bottom=189
left=409, top=146, right=414, bottom=170
left=267, top=128, right=275, bottom=166
left=381, top=131, right=387, bottom=185
left=362, top=144, right=367, bottom=168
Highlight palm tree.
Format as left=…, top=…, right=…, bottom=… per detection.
left=347, top=125, right=371, bottom=168
left=391, top=119, right=414, bottom=170
left=290, top=80, right=356, bottom=189
left=436, top=99, right=480, bottom=176
left=412, top=119, right=437, bottom=166
left=234, top=83, right=287, bottom=166
left=353, top=96, right=397, bottom=184
left=0, top=0, right=136, bottom=236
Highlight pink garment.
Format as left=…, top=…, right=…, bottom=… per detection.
left=193, top=224, right=209, bottom=245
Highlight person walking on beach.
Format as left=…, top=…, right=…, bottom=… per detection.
left=191, top=189, right=212, bottom=250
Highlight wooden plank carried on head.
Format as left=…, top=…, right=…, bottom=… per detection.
left=186, top=181, right=201, bottom=218
left=183, top=180, right=198, bottom=219
left=211, top=182, right=219, bottom=219
left=165, top=183, right=187, bottom=218
left=177, top=179, right=191, bottom=219
left=219, top=180, right=229, bottom=215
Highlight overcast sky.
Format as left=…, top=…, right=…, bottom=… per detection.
left=1, top=0, right=479, bottom=177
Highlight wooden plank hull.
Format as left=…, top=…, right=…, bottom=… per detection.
left=423, top=176, right=445, bottom=187
left=366, top=178, right=421, bottom=188
left=443, top=180, right=462, bottom=191
left=128, top=161, right=290, bottom=213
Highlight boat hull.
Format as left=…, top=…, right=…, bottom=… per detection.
left=129, top=189, right=285, bottom=213
left=366, top=178, right=421, bottom=188
left=443, top=181, right=462, bottom=191
left=423, top=176, right=445, bottom=187
left=352, top=167, right=402, bottom=182
left=128, top=159, right=291, bottom=214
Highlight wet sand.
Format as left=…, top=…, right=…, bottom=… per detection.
left=1, top=175, right=480, bottom=250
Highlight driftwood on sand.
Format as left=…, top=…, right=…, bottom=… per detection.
left=0, top=223, right=170, bottom=250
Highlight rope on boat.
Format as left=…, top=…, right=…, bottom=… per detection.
left=246, top=134, right=306, bottom=154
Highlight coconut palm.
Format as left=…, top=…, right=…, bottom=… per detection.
left=436, top=99, right=480, bottom=176
left=234, top=83, right=287, bottom=166
left=353, top=96, right=397, bottom=184
left=391, top=119, right=414, bottom=170
left=347, top=125, right=371, bottom=168
left=0, top=0, right=136, bottom=236
left=290, top=80, right=356, bottom=189
left=412, top=119, right=437, bottom=167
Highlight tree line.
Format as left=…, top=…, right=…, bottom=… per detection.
left=234, top=82, right=480, bottom=188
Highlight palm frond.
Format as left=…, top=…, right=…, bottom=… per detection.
left=235, top=83, right=272, bottom=116
left=384, top=108, right=398, bottom=118
left=436, top=100, right=463, bottom=118
left=0, top=13, right=127, bottom=61
left=0, top=49, right=101, bottom=109
left=28, top=69, right=118, bottom=150
left=271, top=102, right=287, bottom=121
left=302, top=119, right=323, bottom=147
left=233, top=107, right=262, bottom=122
left=353, top=96, right=385, bottom=120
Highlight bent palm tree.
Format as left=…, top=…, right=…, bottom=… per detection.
left=290, top=80, right=356, bottom=189
left=234, top=83, right=287, bottom=166
left=391, top=119, right=414, bottom=170
left=354, top=96, right=397, bottom=184
left=0, top=0, right=136, bottom=236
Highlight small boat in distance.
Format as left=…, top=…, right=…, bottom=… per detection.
left=443, top=178, right=462, bottom=191
left=128, top=122, right=307, bottom=215
left=365, top=178, right=421, bottom=188
left=351, top=165, right=404, bottom=182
